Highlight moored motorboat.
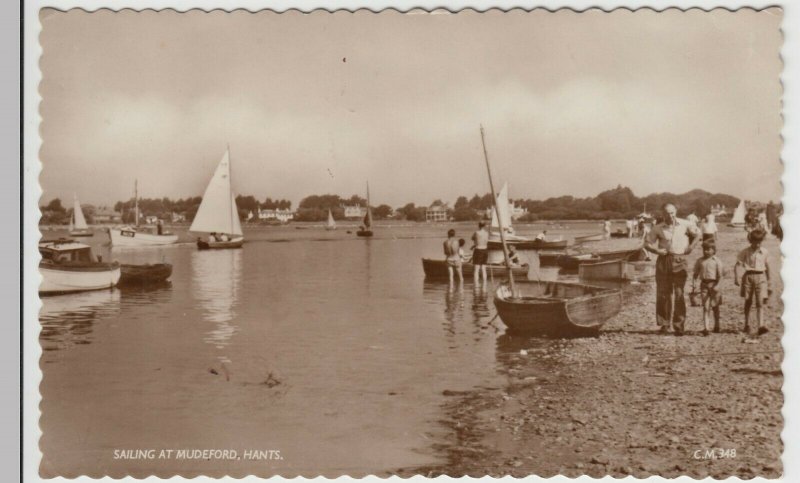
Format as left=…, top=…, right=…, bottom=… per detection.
left=578, top=259, right=655, bottom=282
left=39, top=239, right=120, bottom=294
left=118, top=263, right=173, bottom=285
left=109, top=225, right=179, bottom=247
left=493, top=280, right=622, bottom=337
left=421, top=258, right=529, bottom=280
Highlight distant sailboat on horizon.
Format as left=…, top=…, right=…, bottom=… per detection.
left=728, top=199, right=746, bottom=228
left=192, top=148, right=245, bottom=250
left=326, top=209, right=336, bottom=231
left=69, top=194, right=93, bottom=237
left=356, top=182, right=373, bottom=238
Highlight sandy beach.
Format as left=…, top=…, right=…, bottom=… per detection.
left=397, top=229, right=783, bottom=479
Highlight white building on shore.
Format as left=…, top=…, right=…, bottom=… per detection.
left=258, top=208, right=294, bottom=222
left=343, top=204, right=367, bottom=219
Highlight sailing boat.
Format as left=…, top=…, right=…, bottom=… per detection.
left=69, top=194, right=93, bottom=237
left=356, top=182, right=373, bottom=237
left=192, top=148, right=244, bottom=249
left=486, top=183, right=567, bottom=250
left=325, top=209, right=336, bottom=231
left=108, top=180, right=178, bottom=247
left=728, top=200, right=746, bottom=228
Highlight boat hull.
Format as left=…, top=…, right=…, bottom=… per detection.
left=494, top=281, right=622, bottom=337
left=197, top=237, right=244, bottom=250
left=579, top=259, right=656, bottom=282
left=487, top=239, right=568, bottom=250
left=69, top=229, right=93, bottom=237
left=39, top=262, right=121, bottom=294
left=118, top=263, right=173, bottom=285
left=422, top=258, right=529, bottom=280
left=558, top=248, right=647, bottom=271
left=356, top=230, right=373, bottom=237
left=573, top=233, right=605, bottom=243
left=109, top=227, right=179, bottom=247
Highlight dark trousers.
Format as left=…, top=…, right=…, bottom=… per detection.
left=655, top=255, right=688, bottom=332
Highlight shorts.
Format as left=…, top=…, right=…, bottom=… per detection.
left=741, top=272, right=768, bottom=306
left=700, top=279, right=722, bottom=307
left=472, top=248, right=489, bottom=265
left=446, top=257, right=462, bottom=268
left=702, top=233, right=716, bottom=242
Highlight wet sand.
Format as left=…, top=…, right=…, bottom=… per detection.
left=397, top=230, right=783, bottom=479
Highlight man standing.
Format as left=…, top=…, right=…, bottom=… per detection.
left=443, top=229, right=463, bottom=285
left=645, top=203, right=700, bottom=335
left=471, top=222, right=489, bottom=286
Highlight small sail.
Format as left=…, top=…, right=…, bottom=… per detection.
left=327, top=210, right=336, bottom=228
left=365, top=182, right=373, bottom=228
left=72, top=194, right=89, bottom=230
left=731, top=200, right=746, bottom=225
left=490, top=182, right=513, bottom=232
left=190, top=149, right=244, bottom=236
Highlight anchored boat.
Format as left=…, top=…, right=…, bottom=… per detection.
left=486, top=183, right=566, bottom=250
left=69, top=194, right=93, bottom=237
left=421, top=258, right=529, bottom=280
left=192, top=148, right=245, bottom=249
left=356, top=182, right=374, bottom=237
left=118, top=263, right=173, bottom=286
left=494, top=281, right=622, bottom=337
left=39, top=239, right=120, bottom=294
left=108, top=180, right=178, bottom=247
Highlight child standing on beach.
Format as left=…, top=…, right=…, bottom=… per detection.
left=692, top=241, right=723, bottom=335
left=734, top=229, right=772, bottom=336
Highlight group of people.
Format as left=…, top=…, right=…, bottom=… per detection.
left=442, top=222, right=523, bottom=285
left=645, top=203, right=773, bottom=337
left=207, top=232, right=231, bottom=243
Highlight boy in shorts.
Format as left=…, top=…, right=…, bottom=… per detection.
left=734, top=229, right=772, bottom=336
left=692, top=240, right=723, bottom=335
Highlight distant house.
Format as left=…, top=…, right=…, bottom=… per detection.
left=258, top=208, right=294, bottom=222
left=426, top=203, right=450, bottom=222
left=144, top=215, right=159, bottom=224
left=171, top=212, right=186, bottom=223
left=93, top=207, right=122, bottom=224
left=343, top=204, right=367, bottom=219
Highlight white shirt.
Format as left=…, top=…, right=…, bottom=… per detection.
left=646, top=218, right=700, bottom=254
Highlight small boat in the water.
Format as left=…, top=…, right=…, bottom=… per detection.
left=573, top=233, right=604, bottom=244
left=356, top=182, right=374, bottom=238
left=487, top=238, right=568, bottom=250
left=118, top=263, right=173, bottom=286
left=69, top=194, right=93, bottom=237
left=486, top=183, right=566, bottom=250
left=191, top=148, right=245, bottom=249
left=109, top=181, right=178, bottom=247
left=493, top=280, right=622, bottom=337
left=325, top=209, right=336, bottom=231
left=421, top=258, right=529, bottom=280
left=39, top=239, right=120, bottom=294
left=579, top=258, right=655, bottom=282
left=728, top=199, right=746, bottom=228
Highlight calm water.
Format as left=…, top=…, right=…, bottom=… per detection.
left=38, top=221, right=623, bottom=477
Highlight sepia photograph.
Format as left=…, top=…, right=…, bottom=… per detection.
left=34, top=7, right=783, bottom=479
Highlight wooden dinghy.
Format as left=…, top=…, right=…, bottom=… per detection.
left=578, top=259, right=655, bottom=282
left=118, top=263, right=173, bottom=285
left=197, top=237, right=244, bottom=250
left=557, top=248, right=647, bottom=271
left=573, top=233, right=605, bottom=244
left=422, top=258, right=529, bottom=280
left=487, top=238, right=568, bottom=250
left=494, top=281, right=622, bottom=337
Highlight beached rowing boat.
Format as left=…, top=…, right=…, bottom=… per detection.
left=493, top=280, right=622, bottom=337
left=422, top=258, right=529, bottom=280
left=578, top=259, right=655, bottom=282
left=557, top=248, right=647, bottom=271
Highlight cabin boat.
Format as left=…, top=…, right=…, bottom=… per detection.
left=39, top=239, right=120, bottom=294
left=191, top=148, right=245, bottom=249
left=69, top=194, right=93, bottom=237
left=421, top=258, right=529, bottom=280
left=578, top=259, right=656, bottom=282
left=493, top=281, right=622, bottom=337
left=108, top=181, right=178, bottom=247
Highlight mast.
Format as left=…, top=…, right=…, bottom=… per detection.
left=480, top=126, right=516, bottom=296
left=366, top=181, right=373, bottom=227
left=134, top=179, right=139, bottom=227
left=228, top=143, right=233, bottom=236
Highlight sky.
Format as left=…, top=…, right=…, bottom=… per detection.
left=39, top=8, right=783, bottom=209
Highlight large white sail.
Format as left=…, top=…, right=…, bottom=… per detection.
left=72, top=194, right=89, bottom=230
left=730, top=200, right=746, bottom=225
left=190, top=149, right=243, bottom=236
left=490, top=182, right=513, bottom=231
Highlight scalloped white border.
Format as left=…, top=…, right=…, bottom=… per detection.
left=22, top=1, right=796, bottom=482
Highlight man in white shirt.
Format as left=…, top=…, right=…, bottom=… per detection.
left=644, top=203, right=701, bottom=335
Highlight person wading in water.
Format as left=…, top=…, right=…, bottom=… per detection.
left=644, top=203, right=700, bottom=335
left=471, top=222, right=489, bottom=287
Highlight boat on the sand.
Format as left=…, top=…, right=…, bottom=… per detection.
left=558, top=247, right=647, bottom=271
left=422, top=258, right=529, bottom=280
left=610, top=230, right=629, bottom=239
left=118, top=263, right=173, bottom=286
left=39, top=239, right=120, bottom=294
left=573, top=233, right=604, bottom=244
left=493, top=280, right=622, bottom=337
left=579, top=258, right=655, bottom=282
left=191, top=148, right=245, bottom=250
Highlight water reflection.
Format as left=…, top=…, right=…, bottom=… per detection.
left=191, top=249, right=242, bottom=359
left=39, top=289, right=121, bottom=351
